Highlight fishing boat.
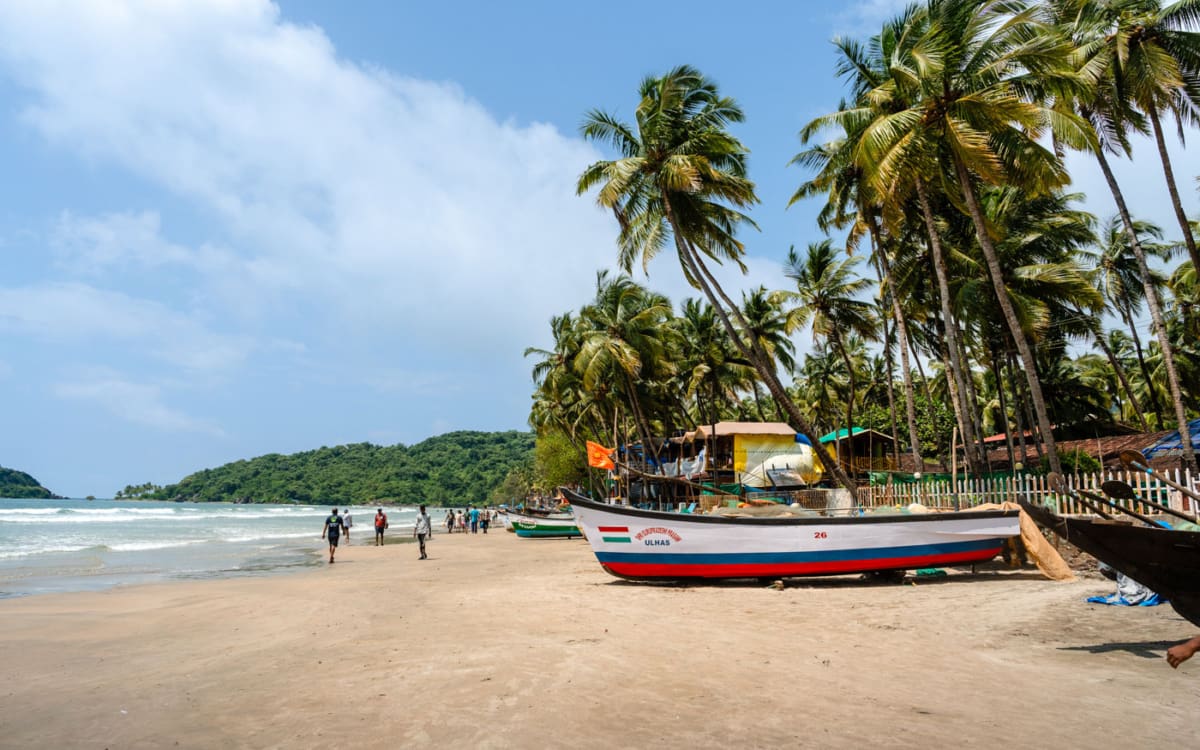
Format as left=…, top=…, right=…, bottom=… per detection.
left=562, top=488, right=1019, bottom=581
left=507, top=508, right=581, bottom=539
left=1018, top=498, right=1200, bottom=627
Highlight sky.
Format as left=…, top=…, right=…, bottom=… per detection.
left=0, top=1, right=1195, bottom=497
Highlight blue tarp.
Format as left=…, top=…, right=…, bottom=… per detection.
left=1144, top=418, right=1200, bottom=457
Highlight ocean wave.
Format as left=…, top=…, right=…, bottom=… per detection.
left=223, top=532, right=316, bottom=544
left=108, top=539, right=208, bottom=552
left=0, top=543, right=106, bottom=559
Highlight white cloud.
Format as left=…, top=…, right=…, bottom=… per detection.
left=51, top=210, right=240, bottom=277
left=0, top=282, right=253, bottom=371
left=54, top=370, right=224, bottom=436
left=0, top=0, right=621, bottom=360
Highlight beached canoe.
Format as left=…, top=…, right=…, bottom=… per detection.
left=561, top=488, right=1019, bottom=581
left=1018, top=498, right=1200, bottom=627
left=508, top=509, right=581, bottom=539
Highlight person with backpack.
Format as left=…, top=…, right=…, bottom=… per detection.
left=374, top=508, right=388, bottom=546
left=321, top=508, right=346, bottom=564
left=413, top=505, right=431, bottom=560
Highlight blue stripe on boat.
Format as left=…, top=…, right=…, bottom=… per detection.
left=594, top=538, right=998, bottom=564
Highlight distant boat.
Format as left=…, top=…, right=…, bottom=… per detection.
left=506, top=508, right=580, bottom=539
left=562, top=488, right=1019, bottom=581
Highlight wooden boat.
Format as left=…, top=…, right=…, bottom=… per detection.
left=562, top=488, right=1019, bottom=581
left=507, top=508, right=581, bottom=539
left=1018, top=498, right=1200, bottom=627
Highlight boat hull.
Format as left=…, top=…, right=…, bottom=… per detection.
left=563, top=489, right=1018, bottom=581
left=1018, top=499, right=1200, bottom=627
left=508, top=510, right=580, bottom=539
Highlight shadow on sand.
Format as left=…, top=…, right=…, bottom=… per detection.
left=1058, top=640, right=1177, bottom=659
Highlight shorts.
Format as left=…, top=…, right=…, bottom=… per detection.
left=375, top=526, right=386, bottom=534
left=328, top=534, right=340, bottom=547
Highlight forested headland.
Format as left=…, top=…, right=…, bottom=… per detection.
left=0, top=467, right=59, bottom=499
left=137, top=431, right=534, bottom=505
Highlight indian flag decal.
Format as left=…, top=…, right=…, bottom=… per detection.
left=599, top=525, right=631, bottom=543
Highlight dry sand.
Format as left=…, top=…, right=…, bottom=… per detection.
left=1, top=530, right=1197, bottom=749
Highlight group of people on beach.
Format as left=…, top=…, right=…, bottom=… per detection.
left=443, top=506, right=496, bottom=534
left=321, top=505, right=434, bottom=563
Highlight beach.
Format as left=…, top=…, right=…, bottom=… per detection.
left=1, top=530, right=1197, bottom=749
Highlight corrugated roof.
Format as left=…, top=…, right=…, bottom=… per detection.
left=690, top=421, right=795, bottom=438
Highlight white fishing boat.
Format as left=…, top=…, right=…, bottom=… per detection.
left=562, top=488, right=1019, bottom=580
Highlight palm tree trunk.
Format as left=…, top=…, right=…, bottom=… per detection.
left=1093, top=148, right=1198, bottom=470
left=1121, top=304, right=1163, bottom=426
left=955, top=320, right=988, bottom=473
left=1083, top=312, right=1148, bottom=431
left=834, top=333, right=857, bottom=479
left=914, top=180, right=983, bottom=472
left=870, top=223, right=924, bottom=471
left=880, top=313, right=902, bottom=470
left=1008, top=351, right=1037, bottom=467
left=951, top=157, right=1062, bottom=476
left=1147, top=104, right=1200, bottom=272
left=989, top=349, right=1015, bottom=468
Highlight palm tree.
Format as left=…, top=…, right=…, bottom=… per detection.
left=577, top=272, right=676, bottom=466
left=739, top=287, right=796, bottom=421
left=1105, top=0, right=1200, bottom=272
left=778, top=240, right=878, bottom=469
left=577, top=65, right=857, bottom=490
left=791, top=66, right=927, bottom=469
left=1049, top=0, right=1198, bottom=468
left=849, top=0, right=1101, bottom=475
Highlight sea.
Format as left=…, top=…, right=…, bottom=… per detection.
left=0, top=498, right=425, bottom=598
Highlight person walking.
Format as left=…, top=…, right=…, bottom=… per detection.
left=445, top=509, right=455, bottom=534
left=321, top=508, right=345, bottom=564
left=413, top=505, right=431, bottom=560
left=374, top=507, right=388, bottom=546
left=481, top=508, right=490, bottom=534
left=469, top=506, right=480, bottom=534
left=342, top=508, right=353, bottom=544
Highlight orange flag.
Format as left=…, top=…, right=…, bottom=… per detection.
left=586, top=441, right=616, bottom=470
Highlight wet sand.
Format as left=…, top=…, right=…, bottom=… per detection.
left=1, top=530, right=1196, bottom=748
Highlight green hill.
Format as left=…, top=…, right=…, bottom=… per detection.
left=0, top=467, right=58, bottom=499
left=149, top=430, right=534, bottom=505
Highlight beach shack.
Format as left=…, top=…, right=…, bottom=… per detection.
left=687, top=421, right=822, bottom=489
left=819, top=427, right=897, bottom=478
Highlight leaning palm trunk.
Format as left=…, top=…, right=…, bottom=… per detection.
left=1081, top=311, right=1148, bottom=431
left=1121, top=304, right=1164, bottom=426
left=1147, top=104, right=1200, bottom=273
left=1094, top=148, right=1198, bottom=471
left=951, top=157, right=1063, bottom=476
left=914, top=179, right=982, bottom=474
left=871, top=225, right=924, bottom=470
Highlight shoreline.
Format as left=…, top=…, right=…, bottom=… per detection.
left=1, top=531, right=1197, bottom=748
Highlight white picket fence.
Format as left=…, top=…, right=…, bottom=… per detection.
left=858, top=468, right=1199, bottom=519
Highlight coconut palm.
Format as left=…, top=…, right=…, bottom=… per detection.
left=847, top=0, right=1101, bottom=475
left=1048, top=0, right=1198, bottom=467
left=778, top=240, right=879, bottom=468
left=577, top=65, right=857, bottom=490
left=576, top=272, right=677, bottom=465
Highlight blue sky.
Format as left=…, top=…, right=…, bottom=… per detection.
left=0, top=1, right=1194, bottom=497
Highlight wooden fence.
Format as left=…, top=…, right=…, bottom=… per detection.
left=857, top=468, right=1199, bottom=519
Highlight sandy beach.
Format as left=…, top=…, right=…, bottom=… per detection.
left=1, top=530, right=1197, bottom=749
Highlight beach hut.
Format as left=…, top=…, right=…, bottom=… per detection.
left=688, top=421, right=822, bottom=487
left=818, top=427, right=897, bottom=477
